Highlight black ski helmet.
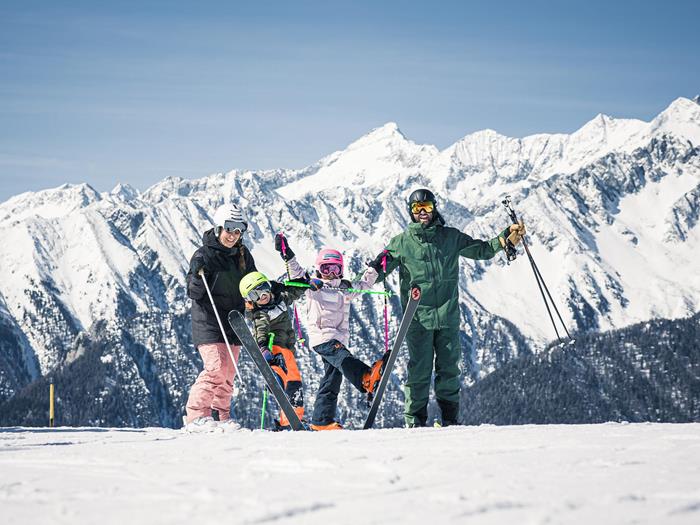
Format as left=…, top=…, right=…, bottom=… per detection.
left=407, top=188, right=443, bottom=224
left=408, top=188, right=436, bottom=206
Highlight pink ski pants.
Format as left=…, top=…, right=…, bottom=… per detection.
left=185, top=342, right=240, bottom=423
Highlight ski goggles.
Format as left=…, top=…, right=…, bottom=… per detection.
left=319, top=263, right=342, bottom=276
left=410, top=201, right=434, bottom=214
left=245, top=281, right=271, bottom=301
left=223, top=220, right=247, bottom=234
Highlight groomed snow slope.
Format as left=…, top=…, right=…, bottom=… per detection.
left=2, top=424, right=699, bottom=524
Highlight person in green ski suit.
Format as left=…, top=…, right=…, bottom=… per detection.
left=369, top=188, right=525, bottom=427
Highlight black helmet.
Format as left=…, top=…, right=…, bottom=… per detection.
left=408, top=188, right=436, bottom=206
left=407, top=188, right=444, bottom=224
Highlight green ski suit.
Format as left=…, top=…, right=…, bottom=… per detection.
left=377, top=221, right=509, bottom=426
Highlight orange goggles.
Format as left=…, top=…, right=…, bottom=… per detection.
left=410, top=201, right=435, bottom=214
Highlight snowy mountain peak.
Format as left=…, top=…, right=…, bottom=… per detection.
left=439, top=128, right=524, bottom=173
left=570, top=111, right=645, bottom=143
left=368, top=121, right=403, bottom=138
left=277, top=122, right=438, bottom=199
left=0, top=182, right=101, bottom=225
left=456, top=128, right=506, bottom=143
left=578, top=112, right=612, bottom=131
left=649, top=97, right=700, bottom=145
left=662, top=96, right=700, bottom=115
left=345, top=121, right=413, bottom=152
left=109, top=183, right=140, bottom=202
left=141, top=176, right=192, bottom=203
left=50, top=182, right=101, bottom=203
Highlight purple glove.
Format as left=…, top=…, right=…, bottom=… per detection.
left=260, top=347, right=287, bottom=373
left=308, top=278, right=324, bottom=291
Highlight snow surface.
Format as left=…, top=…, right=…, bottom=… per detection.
left=2, top=424, right=700, bottom=524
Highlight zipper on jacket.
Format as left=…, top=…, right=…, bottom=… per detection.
left=422, top=229, right=440, bottom=327
left=429, top=235, right=440, bottom=327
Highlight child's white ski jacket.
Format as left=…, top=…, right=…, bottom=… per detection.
left=287, top=257, right=378, bottom=348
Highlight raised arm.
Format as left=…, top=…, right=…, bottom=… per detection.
left=274, top=233, right=306, bottom=279
left=348, top=267, right=379, bottom=298
left=457, top=222, right=525, bottom=260
left=456, top=229, right=507, bottom=260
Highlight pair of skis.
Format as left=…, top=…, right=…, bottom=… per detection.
left=227, top=285, right=421, bottom=431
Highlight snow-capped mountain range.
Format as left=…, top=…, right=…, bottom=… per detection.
left=1, top=96, right=699, bottom=427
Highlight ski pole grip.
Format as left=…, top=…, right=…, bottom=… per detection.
left=284, top=281, right=311, bottom=288
left=410, top=284, right=421, bottom=300
left=279, top=232, right=287, bottom=256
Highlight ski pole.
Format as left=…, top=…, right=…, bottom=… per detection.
left=283, top=281, right=393, bottom=296
left=382, top=251, right=389, bottom=355
left=260, top=332, right=278, bottom=430
left=279, top=233, right=306, bottom=345
left=502, top=197, right=571, bottom=342
left=199, top=269, right=245, bottom=386
left=502, top=197, right=565, bottom=342
left=260, top=391, right=268, bottom=430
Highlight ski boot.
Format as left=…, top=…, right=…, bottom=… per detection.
left=273, top=419, right=290, bottom=431
left=438, top=399, right=460, bottom=427
left=217, top=419, right=242, bottom=432
left=309, top=421, right=343, bottom=431
left=362, top=351, right=390, bottom=402
left=184, top=416, right=220, bottom=433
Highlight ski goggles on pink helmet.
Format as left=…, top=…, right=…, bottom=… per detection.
left=319, top=263, right=342, bottom=276
left=315, top=248, right=344, bottom=277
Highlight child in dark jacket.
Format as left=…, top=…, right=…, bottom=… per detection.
left=239, top=270, right=308, bottom=429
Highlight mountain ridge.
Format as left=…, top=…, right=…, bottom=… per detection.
left=1, top=96, right=699, bottom=427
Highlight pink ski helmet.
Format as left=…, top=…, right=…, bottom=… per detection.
left=315, top=248, right=344, bottom=277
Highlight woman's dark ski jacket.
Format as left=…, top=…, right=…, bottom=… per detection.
left=186, top=228, right=256, bottom=347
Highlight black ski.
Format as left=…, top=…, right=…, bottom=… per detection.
left=364, top=285, right=421, bottom=429
left=228, top=310, right=304, bottom=431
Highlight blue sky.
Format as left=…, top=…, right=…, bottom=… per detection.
left=1, top=0, right=699, bottom=201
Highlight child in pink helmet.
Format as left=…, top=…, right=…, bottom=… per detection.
left=274, top=235, right=387, bottom=430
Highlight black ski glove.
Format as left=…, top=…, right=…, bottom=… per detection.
left=368, top=250, right=392, bottom=272
left=190, top=254, right=206, bottom=277
left=274, top=233, right=295, bottom=261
